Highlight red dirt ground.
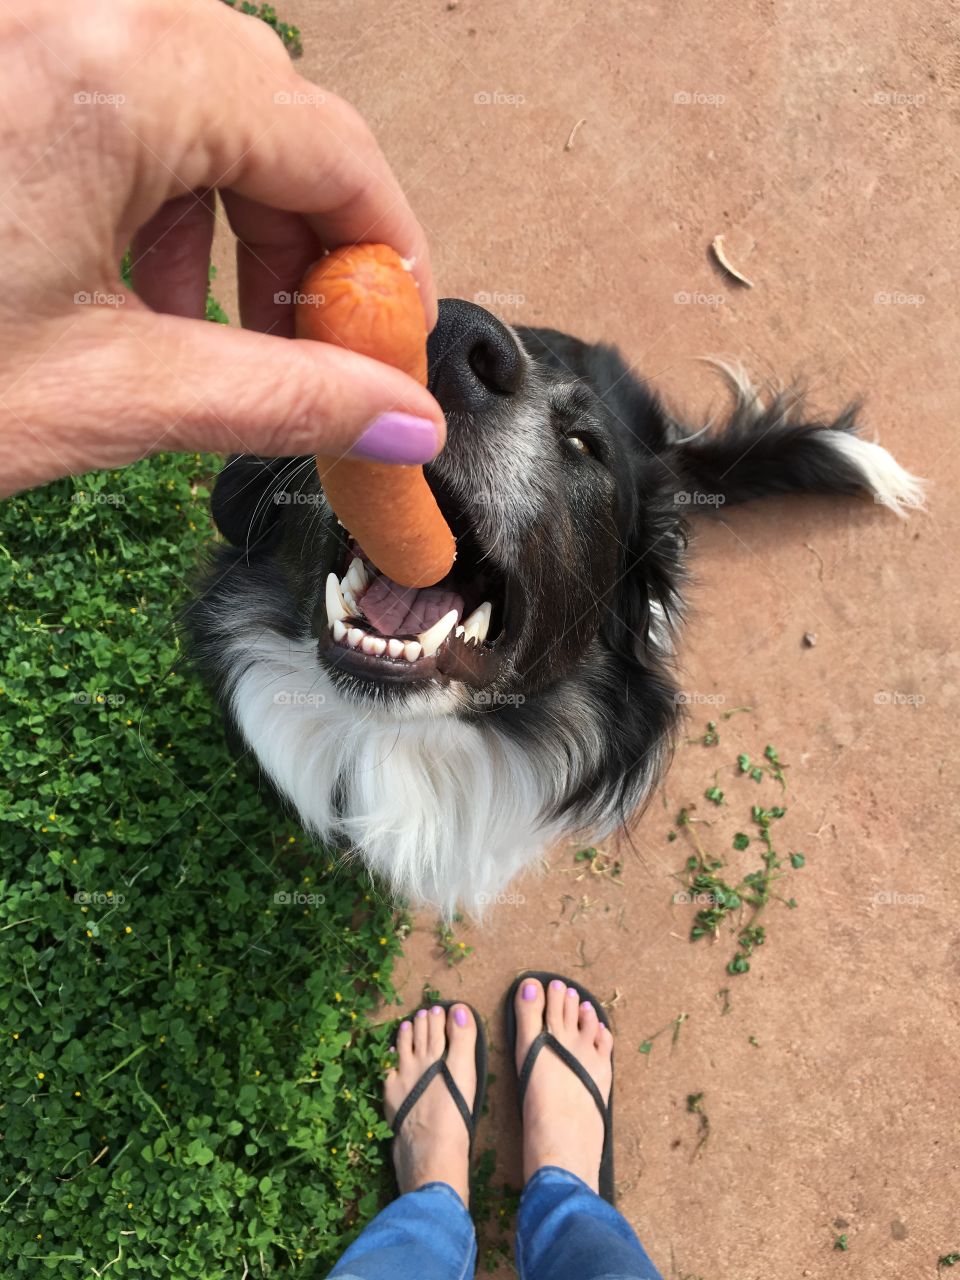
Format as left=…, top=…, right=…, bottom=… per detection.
left=212, top=2, right=959, bottom=1275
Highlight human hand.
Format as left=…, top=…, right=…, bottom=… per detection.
left=0, top=0, right=444, bottom=497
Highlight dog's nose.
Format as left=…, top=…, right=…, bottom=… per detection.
left=427, top=299, right=523, bottom=411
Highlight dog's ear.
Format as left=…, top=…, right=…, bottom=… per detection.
left=210, top=454, right=306, bottom=550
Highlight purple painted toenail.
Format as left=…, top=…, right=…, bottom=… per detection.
left=454, top=1006, right=468, bottom=1026
left=431, top=1005, right=443, bottom=1015
left=400, top=1020, right=412, bottom=1031
left=415, top=1008, right=428, bottom=1019
left=582, top=1002, right=592, bottom=1012
left=550, top=979, right=565, bottom=990
left=567, top=987, right=578, bottom=998
left=522, top=982, right=538, bottom=1001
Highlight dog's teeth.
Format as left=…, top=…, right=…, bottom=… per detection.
left=343, top=556, right=368, bottom=595
left=341, top=586, right=358, bottom=614
left=461, top=601, right=492, bottom=645
left=417, top=609, right=459, bottom=658
left=361, top=635, right=386, bottom=656
left=387, top=638, right=405, bottom=659
left=331, top=618, right=347, bottom=643
left=347, top=627, right=364, bottom=649
left=454, top=625, right=465, bottom=639
left=403, top=640, right=422, bottom=662
left=325, top=572, right=349, bottom=625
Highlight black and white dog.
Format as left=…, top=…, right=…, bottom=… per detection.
left=185, top=299, right=923, bottom=914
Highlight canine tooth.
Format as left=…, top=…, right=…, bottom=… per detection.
left=461, top=601, right=492, bottom=645
left=361, top=635, right=386, bottom=656
left=344, top=556, right=368, bottom=594
left=347, top=627, right=364, bottom=649
left=325, top=572, right=349, bottom=625
left=403, top=640, right=422, bottom=662
left=417, top=609, right=459, bottom=658
left=332, top=618, right=347, bottom=642
left=387, top=638, right=404, bottom=658
left=341, top=586, right=358, bottom=614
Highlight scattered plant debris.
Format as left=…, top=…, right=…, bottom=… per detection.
left=710, top=234, right=755, bottom=287
left=686, top=1092, right=710, bottom=1157
left=436, top=915, right=474, bottom=966
left=639, top=1012, right=689, bottom=1057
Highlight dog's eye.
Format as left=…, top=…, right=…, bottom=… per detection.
left=565, top=434, right=594, bottom=457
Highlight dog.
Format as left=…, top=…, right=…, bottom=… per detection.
left=184, top=298, right=924, bottom=915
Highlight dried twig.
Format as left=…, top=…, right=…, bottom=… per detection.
left=711, top=234, right=754, bottom=288
left=564, top=118, right=586, bottom=150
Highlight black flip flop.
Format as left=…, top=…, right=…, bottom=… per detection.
left=390, top=1000, right=488, bottom=1183
left=504, top=971, right=615, bottom=1203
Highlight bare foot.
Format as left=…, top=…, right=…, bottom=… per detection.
left=384, top=1003, right=477, bottom=1205
left=514, top=977, right=613, bottom=1191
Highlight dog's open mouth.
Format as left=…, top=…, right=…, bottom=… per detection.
left=314, top=523, right=510, bottom=688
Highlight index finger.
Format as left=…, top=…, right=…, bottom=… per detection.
left=118, top=0, right=438, bottom=327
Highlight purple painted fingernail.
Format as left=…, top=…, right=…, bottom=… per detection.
left=431, top=1005, right=443, bottom=1016
left=522, top=982, right=538, bottom=1001
left=415, top=1008, right=428, bottom=1019
left=454, top=1006, right=468, bottom=1026
left=550, top=979, right=565, bottom=991
left=348, top=412, right=441, bottom=464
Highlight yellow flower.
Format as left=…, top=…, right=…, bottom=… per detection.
left=11, top=1032, right=19, bottom=1040
left=124, top=926, right=132, bottom=935
left=36, top=1072, right=45, bottom=1080
left=334, top=992, right=342, bottom=1003
left=74, top=1090, right=81, bottom=1097
left=330, top=1147, right=337, bottom=1155
left=379, top=937, right=387, bottom=946
left=366, top=1130, right=373, bottom=1140
left=254, top=1069, right=261, bottom=1077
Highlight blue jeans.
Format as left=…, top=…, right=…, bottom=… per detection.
left=328, top=1166, right=663, bottom=1280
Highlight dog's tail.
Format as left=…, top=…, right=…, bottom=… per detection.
left=668, top=362, right=926, bottom=517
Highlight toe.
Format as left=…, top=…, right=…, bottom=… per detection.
left=545, top=978, right=567, bottom=1036
left=445, top=1005, right=478, bottom=1100
left=515, top=976, right=545, bottom=1068
left=594, top=1021, right=613, bottom=1054
left=396, top=1018, right=414, bottom=1064
left=413, top=1007, right=430, bottom=1055
left=564, top=986, right=581, bottom=1031
left=578, top=1000, right=597, bottom=1033
left=427, top=1004, right=447, bottom=1056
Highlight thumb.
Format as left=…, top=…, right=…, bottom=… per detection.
left=0, top=306, right=446, bottom=495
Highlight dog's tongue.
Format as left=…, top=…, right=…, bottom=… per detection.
left=361, top=573, right=464, bottom=635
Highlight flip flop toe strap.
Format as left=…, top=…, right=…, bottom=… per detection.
left=392, top=1058, right=474, bottom=1140
left=517, top=1030, right=610, bottom=1130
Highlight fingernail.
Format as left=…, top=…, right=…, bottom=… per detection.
left=567, top=987, right=578, bottom=998
left=431, top=1005, right=443, bottom=1016
left=550, top=979, right=565, bottom=991
left=415, top=1008, right=428, bottom=1019
left=522, top=982, right=538, bottom=1001
left=348, top=412, right=440, bottom=464
left=454, top=1006, right=468, bottom=1027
